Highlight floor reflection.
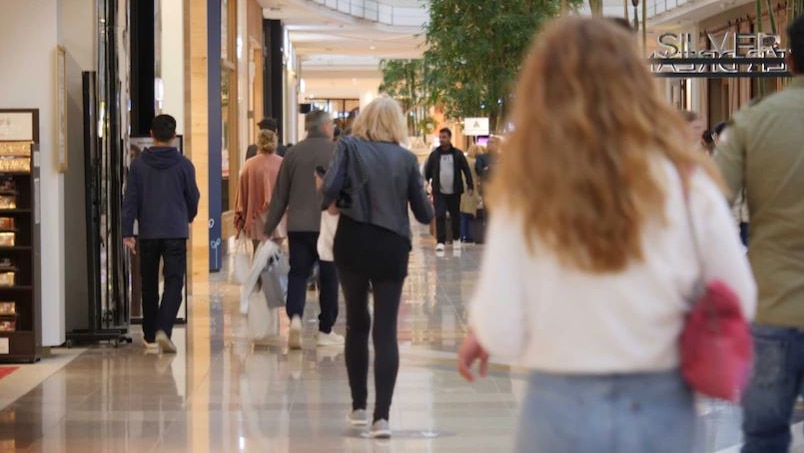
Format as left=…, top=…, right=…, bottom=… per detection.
left=0, top=226, right=793, bottom=452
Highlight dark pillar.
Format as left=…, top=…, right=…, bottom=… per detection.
left=208, top=0, right=223, bottom=272
left=263, top=19, right=284, bottom=141
left=130, top=0, right=155, bottom=136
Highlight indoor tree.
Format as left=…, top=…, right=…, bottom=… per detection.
left=423, top=0, right=581, bottom=133
left=378, top=59, right=432, bottom=137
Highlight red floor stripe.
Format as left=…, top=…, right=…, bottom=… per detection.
left=0, top=366, right=18, bottom=380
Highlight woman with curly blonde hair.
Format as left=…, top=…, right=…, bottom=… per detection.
left=457, top=18, right=756, bottom=452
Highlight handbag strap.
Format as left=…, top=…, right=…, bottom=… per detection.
left=675, top=164, right=706, bottom=301
left=342, top=137, right=372, bottom=224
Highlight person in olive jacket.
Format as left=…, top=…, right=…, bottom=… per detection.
left=423, top=127, right=474, bottom=251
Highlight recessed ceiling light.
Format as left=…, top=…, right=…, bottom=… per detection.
left=369, top=45, right=376, bottom=50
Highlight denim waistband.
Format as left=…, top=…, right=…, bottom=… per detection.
left=752, top=323, right=804, bottom=337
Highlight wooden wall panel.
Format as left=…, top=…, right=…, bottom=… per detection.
left=184, top=0, right=210, bottom=281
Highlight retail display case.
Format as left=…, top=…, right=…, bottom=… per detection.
left=0, top=109, right=41, bottom=363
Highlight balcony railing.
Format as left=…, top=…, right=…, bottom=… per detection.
left=309, top=0, right=428, bottom=27
left=646, top=0, right=693, bottom=19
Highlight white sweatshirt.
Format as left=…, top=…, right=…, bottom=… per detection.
left=469, top=161, right=757, bottom=374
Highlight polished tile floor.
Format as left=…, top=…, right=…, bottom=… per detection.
left=2, top=226, right=804, bottom=452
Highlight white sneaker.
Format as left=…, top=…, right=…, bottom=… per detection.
left=370, top=419, right=391, bottom=439
left=288, top=316, right=302, bottom=350
left=435, top=243, right=445, bottom=252
left=156, top=330, right=177, bottom=354
left=317, top=331, right=345, bottom=346
left=143, top=338, right=160, bottom=353
left=347, top=409, right=368, bottom=427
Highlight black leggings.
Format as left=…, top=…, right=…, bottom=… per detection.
left=339, top=266, right=404, bottom=423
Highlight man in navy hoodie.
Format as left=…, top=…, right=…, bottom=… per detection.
left=122, top=114, right=200, bottom=353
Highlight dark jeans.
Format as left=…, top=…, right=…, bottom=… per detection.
left=434, top=193, right=461, bottom=244
left=339, top=266, right=404, bottom=423
left=139, top=238, right=187, bottom=342
left=460, top=213, right=474, bottom=241
left=742, top=324, right=804, bottom=453
left=740, top=222, right=750, bottom=246
left=287, top=231, right=338, bottom=333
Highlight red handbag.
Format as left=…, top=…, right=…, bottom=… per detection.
left=678, top=169, right=753, bottom=402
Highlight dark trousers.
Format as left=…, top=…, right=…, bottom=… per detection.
left=139, top=238, right=187, bottom=342
left=740, top=222, right=750, bottom=246
left=287, top=231, right=339, bottom=333
left=434, top=193, right=461, bottom=244
left=741, top=324, right=804, bottom=452
left=339, top=266, right=404, bottom=423
left=460, top=213, right=474, bottom=241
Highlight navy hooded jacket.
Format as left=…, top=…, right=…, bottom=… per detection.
left=122, top=146, right=200, bottom=239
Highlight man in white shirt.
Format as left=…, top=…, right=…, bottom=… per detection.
left=423, top=128, right=474, bottom=252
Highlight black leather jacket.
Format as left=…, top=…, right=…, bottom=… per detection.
left=322, top=137, right=433, bottom=240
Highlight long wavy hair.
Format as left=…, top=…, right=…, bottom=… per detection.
left=492, top=17, right=724, bottom=273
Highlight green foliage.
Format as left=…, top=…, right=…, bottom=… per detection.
left=378, top=59, right=431, bottom=136
left=423, top=0, right=579, bottom=132
left=378, top=59, right=425, bottom=112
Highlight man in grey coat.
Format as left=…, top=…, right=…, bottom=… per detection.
left=264, top=110, right=342, bottom=349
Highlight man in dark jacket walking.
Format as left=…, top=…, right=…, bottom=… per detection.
left=263, top=110, right=342, bottom=350
left=424, top=127, right=474, bottom=252
left=246, top=118, right=288, bottom=160
left=122, top=114, right=200, bottom=354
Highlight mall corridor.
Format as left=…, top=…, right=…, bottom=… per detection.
left=0, top=225, right=797, bottom=452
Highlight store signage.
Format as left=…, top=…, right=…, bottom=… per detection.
left=463, top=117, right=489, bottom=136
left=0, top=112, right=34, bottom=141
left=650, top=32, right=790, bottom=78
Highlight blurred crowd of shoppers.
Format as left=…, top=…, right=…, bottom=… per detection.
left=217, top=11, right=804, bottom=451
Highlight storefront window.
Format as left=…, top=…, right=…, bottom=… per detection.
left=221, top=0, right=237, bottom=212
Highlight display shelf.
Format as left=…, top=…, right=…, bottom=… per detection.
left=0, top=110, right=41, bottom=363
left=0, top=331, right=38, bottom=363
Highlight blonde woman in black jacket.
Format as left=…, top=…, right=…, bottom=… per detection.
left=321, top=96, right=434, bottom=438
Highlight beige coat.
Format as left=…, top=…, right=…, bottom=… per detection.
left=235, top=153, right=286, bottom=240
left=460, top=156, right=480, bottom=216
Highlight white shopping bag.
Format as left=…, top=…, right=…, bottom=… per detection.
left=240, top=241, right=281, bottom=315
left=228, top=233, right=253, bottom=284
left=317, top=211, right=339, bottom=261
left=247, top=291, right=279, bottom=340
left=260, top=251, right=289, bottom=309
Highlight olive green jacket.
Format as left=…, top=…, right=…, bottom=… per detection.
left=715, top=76, right=804, bottom=327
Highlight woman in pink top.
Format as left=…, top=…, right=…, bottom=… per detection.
left=235, top=130, right=286, bottom=246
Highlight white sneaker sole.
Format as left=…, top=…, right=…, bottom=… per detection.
left=317, top=336, right=345, bottom=347
left=289, top=327, right=302, bottom=350
left=156, top=336, right=177, bottom=354
left=348, top=417, right=368, bottom=427
left=371, top=429, right=391, bottom=439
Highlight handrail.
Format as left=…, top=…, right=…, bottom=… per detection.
left=308, top=0, right=427, bottom=27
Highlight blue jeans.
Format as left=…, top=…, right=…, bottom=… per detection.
left=459, top=213, right=474, bottom=241
left=517, top=370, right=694, bottom=453
left=742, top=324, right=804, bottom=453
